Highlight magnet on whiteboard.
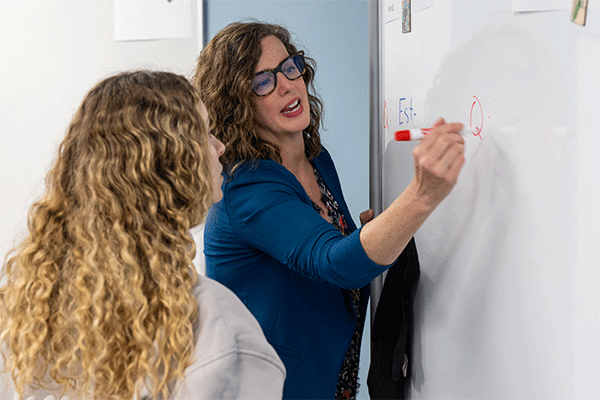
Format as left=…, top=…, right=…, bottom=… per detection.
left=571, top=0, right=588, bottom=26
left=402, top=0, right=411, bottom=33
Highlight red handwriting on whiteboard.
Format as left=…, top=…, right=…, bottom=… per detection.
left=383, top=100, right=390, bottom=129
left=469, top=95, right=484, bottom=140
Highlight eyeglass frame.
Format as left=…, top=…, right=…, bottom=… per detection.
left=251, top=51, right=306, bottom=97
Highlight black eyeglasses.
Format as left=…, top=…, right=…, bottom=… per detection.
left=251, top=51, right=305, bottom=97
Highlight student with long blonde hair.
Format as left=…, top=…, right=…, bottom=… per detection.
left=0, top=70, right=285, bottom=400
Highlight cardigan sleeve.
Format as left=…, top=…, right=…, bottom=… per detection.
left=223, top=160, right=389, bottom=289
left=173, top=349, right=285, bottom=400
left=171, top=278, right=286, bottom=400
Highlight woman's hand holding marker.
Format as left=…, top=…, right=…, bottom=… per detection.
left=410, top=118, right=465, bottom=209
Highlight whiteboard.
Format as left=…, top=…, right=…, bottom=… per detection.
left=378, top=0, right=599, bottom=398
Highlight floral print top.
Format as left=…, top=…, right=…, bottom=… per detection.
left=311, top=166, right=364, bottom=400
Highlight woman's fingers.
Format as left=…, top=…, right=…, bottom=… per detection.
left=360, top=209, right=374, bottom=226
left=411, top=120, right=466, bottom=205
left=415, top=129, right=464, bottom=170
left=431, top=117, right=446, bottom=128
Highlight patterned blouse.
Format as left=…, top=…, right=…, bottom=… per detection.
left=311, top=166, right=364, bottom=400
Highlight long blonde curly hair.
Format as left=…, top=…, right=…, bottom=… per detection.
left=0, top=70, right=214, bottom=400
left=193, top=21, right=323, bottom=171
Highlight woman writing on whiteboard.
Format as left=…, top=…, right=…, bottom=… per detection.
left=0, top=70, right=285, bottom=400
left=194, top=21, right=464, bottom=399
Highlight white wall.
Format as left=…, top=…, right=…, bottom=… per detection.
left=0, top=1, right=205, bottom=271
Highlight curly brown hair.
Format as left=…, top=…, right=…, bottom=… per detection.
left=193, top=21, right=323, bottom=171
left=0, top=71, right=213, bottom=400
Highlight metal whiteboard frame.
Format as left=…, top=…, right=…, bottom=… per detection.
left=368, top=0, right=385, bottom=324
left=199, top=0, right=207, bottom=49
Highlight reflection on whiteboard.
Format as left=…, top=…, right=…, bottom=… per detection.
left=114, top=0, right=192, bottom=42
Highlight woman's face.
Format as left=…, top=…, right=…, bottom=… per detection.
left=199, top=102, right=225, bottom=203
left=252, top=35, right=310, bottom=144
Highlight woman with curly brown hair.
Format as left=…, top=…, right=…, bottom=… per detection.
left=194, top=21, right=464, bottom=399
left=0, top=70, right=285, bottom=400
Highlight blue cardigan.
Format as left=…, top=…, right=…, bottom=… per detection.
left=204, top=148, right=390, bottom=399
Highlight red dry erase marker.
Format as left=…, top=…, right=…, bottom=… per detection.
left=394, top=127, right=475, bottom=141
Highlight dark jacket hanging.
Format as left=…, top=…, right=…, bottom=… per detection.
left=367, top=237, right=421, bottom=399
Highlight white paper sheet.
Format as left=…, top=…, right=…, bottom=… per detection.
left=114, top=0, right=192, bottom=42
